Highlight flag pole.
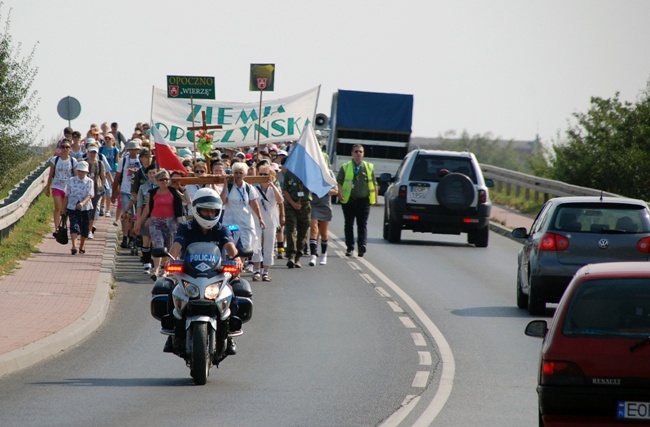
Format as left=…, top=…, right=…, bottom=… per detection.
left=149, top=85, right=155, bottom=127
left=190, top=96, right=196, bottom=165
left=256, top=90, right=263, bottom=162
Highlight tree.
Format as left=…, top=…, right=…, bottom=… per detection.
left=0, top=3, right=41, bottom=187
left=550, top=86, right=650, bottom=199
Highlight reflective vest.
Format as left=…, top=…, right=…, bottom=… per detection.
left=340, top=161, right=376, bottom=205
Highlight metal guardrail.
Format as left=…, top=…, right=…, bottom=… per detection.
left=0, top=162, right=49, bottom=242
left=481, top=164, right=620, bottom=200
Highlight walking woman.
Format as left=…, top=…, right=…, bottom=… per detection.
left=251, top=164, right=283, bottom=281
left=46, top=139, right=78, bottom=237
left=63, top=161, right=94, bottom=255
left=134, top=169, right=185, bottom=281
left=86, top=145, right=107, bottom=239
left=221, top=162, right=265, bottom=269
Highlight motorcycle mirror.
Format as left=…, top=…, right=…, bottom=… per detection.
left=236, top=245, right=254, bottom=259
left=152, top=247, right=170, bottom=258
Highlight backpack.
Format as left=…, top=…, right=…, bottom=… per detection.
left=54, top=156, right=76, bottom=175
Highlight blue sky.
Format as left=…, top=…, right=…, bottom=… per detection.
left=7, top=0, right=650, bottom=144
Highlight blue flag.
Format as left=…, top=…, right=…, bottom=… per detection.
left=283, top=124, right=337, bottom=198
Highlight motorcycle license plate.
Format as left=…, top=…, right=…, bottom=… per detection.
left=618, top=401, right=650, bottom=419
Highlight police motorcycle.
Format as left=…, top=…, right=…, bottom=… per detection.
left=150, top=231, right=253, bottom=386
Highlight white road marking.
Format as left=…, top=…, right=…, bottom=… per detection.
left=375, top=287, right=391, bottom=298
left=399, top=316, right=416, bottom=329
left=328, top=232, right=455, bottom=427
left=418, top=351, right=432, bottom=366
left=412, top=371, right=429, bottom=388
left=379, top=396, right=421, bottom=427
left=387, top=301, right=404, bottom=313
left=411, top=332, right=427, bottom=347
left=360, top=273, right=376, bottom=284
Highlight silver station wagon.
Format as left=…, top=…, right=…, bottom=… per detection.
left=512, top=196, right=650, bottom=315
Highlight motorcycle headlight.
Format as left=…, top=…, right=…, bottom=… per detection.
left=183, top=281, right=200, bottom=298
left=204, top=282, right=223, bottom=300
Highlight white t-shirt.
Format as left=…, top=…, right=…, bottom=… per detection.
left=116, top=156, right=142, bottom=195
left=50, top=156, right=78, bottom=191
left=64, top=176, right=95, bottom=211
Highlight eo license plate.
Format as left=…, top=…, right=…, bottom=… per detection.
left=618, top=401, right=650, bottom=419
left=410, top=185, right=428, bottom=200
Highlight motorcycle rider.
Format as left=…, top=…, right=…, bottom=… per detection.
left=164, top=188, right=245, bottom=355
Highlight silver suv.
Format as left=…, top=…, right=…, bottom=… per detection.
left=381, top=149, right=494, bottom=247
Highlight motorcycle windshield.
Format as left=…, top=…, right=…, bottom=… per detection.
left=183, top=242, right=222, bottom=278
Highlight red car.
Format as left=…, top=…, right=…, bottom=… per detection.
left=526, top=262, right=650, bottom=426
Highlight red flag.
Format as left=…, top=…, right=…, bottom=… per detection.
left=152, top=126, right=186, bottom=175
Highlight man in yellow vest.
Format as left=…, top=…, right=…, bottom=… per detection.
left=336, top=144, right=378, bottom=257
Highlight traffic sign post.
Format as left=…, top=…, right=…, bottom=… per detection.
left=57, top=96, right=81, bottom=128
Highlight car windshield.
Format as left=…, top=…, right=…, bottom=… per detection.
left=408, top=156, right=476, bottom=183
left=563, top=278, right=650, bottom=337
left=550, top=203, right=650, bottom=234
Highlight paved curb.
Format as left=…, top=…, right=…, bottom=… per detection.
left=488, top=222, right=526, bottom=244
left=0, top=224, right=118, bottom=377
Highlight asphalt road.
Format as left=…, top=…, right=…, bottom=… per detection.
left=0, top=202, right=544, bottom=426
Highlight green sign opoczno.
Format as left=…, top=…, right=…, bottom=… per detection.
left=167, top=75, right=215, bottom=100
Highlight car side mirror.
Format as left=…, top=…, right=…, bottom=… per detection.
left=484, top=178, right=494, bottom=188
left=525, top=320, right=548, bottom=338
left=511, top=227, right=529, bottom=239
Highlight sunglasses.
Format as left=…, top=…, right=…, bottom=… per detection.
left=354, top=150, right=364, bottom=154
left=62, top=146, right=71, bottom=149
left=158, top=178, right=170, bottom=182
left=259, top=173, right=269, bottom=176
left=194, top=170, right=206, bottom=173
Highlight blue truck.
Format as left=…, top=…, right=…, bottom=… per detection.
left=326, top=89, right=414, bottom=195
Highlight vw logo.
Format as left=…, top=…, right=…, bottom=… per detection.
left=598, top=239, right=609, bottom=249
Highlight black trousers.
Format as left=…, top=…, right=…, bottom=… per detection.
left=341, top=197, right=370, bottom=252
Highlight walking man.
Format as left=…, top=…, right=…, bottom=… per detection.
left=282, top=169, right=311, bottom=268
left=337, top=144, right=378, bottom=257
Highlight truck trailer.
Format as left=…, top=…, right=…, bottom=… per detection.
left=326, top=89, right=414, bottom=195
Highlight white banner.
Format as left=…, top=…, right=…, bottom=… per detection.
left=152, top=85, right=320, bottom=148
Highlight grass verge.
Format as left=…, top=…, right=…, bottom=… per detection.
left=490, top=187, right=545, bottom=216
left=0, top=193, right=53, bottom=276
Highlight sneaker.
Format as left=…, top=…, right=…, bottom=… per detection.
left=105, top=211, right=111, bottom=218
left=99, top=208, right=105, bottom=216
left=294, top=259, right=302, bottom=268
left=287, top=259, right=295, bottom=269
left=87, top=232, right=94, bottom=239
left=143, top=263, right=152, bottom=274
left=121, top=237, right=128, bottom=248
left=345, top=249, right=353, bottom=257
left=319, top=253, right=328, bottom=265
left=244, top=263, right=254, bottom=273
left=276, top=251, right=283, bottom=260
left=252, top=272, right=262, bottom=281
left=309, top=254, right=317, bottom=266
left=358, top=245, right=366, bottom=257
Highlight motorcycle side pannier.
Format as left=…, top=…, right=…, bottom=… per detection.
left=151, top=278, right=175, bottom=320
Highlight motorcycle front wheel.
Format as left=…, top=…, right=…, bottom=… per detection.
left=191, top=322, right=210, bottom=385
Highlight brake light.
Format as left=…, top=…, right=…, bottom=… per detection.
left=541, top=361, right=586, bottom=385
left=403, top=214, right=420, bottom=221
left=478, top=189, right=487, bottom=204
left=638, top=237, right=650, bottom=253
left=222, top=261, right=240, bottom=274
left=166, top=261, right=184, bottom=274
left=398, top=185, right=407, bottom=199
left=539, top=233, right=569, bottom=251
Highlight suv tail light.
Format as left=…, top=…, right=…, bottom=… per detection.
left=478, top=189, right=487, bottom=204
left=398, top=185, right=407, bottom=199
left=539, top=233, right=570, bottom=251
left=638, top=237, right=650, bottom=253
left=541, top=360, right=586, bottom=385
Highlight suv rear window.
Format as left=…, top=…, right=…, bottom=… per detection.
left=550, top=203, right=650, bottom=233
left=563, top=278, right=650, bottom=337
left=408, top=155, right=477, bottom=183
